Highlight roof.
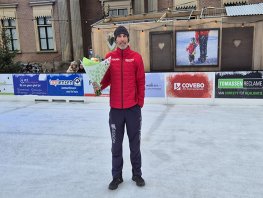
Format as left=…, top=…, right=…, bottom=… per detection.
left=92, top=10, right=201, bottom=26
left=226, top=3, right=263, bottom=16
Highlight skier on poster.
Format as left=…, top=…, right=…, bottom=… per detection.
left=195, top=30, right=210, bottom=63
left=186, top=37, right=197, bottom=65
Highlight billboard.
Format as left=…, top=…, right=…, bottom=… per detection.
left=13, top=74, right=48, bottom=95
left=47, top=74, right=84, bottom=96
left=145, top=73, right=165, bottom=97
left=215, top=71, right=263, bottom=98
left=166, top=72, right=213, bottom=98
left=0, top=74, right=14, bottom=95
left=175, top=29, right=219, bottom=66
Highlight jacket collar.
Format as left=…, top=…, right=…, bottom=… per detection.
left=116, top=45, right=131, bottom=56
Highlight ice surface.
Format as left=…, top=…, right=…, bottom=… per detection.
left=0, top=101, right=263, bottom=198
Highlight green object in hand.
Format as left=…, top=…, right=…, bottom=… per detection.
left=95, top=89, right=102, bottom=96
left=81, top=57, right=111, bottom=96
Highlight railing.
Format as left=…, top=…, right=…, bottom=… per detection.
left=201, top=7, right=227, bottom=18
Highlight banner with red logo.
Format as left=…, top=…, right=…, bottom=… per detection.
left=166, top=72, right=214, bottom=98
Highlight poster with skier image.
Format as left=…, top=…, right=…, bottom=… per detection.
left=175, top=29, right=219, bottom=66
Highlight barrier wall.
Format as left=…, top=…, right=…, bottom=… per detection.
left=1, top=71, right=263, bottom=105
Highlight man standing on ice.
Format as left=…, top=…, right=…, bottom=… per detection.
left=98, top=26, right=146, bottom=190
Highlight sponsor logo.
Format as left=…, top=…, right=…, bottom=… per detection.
left=167, top=73, right=212, bottom=98
left=49, top=77, right=82, bottom=87
left=125, top=58, right=134, bottom=62
left=174, top=83, right=181, bottom=90
left=49, top=79, right=59, bottom=86
left=243, top=79, right=263, bottom=88
left=111, top=58, right=120, bottom=61
left=174, top=82, right=204, bottom=90
left=146, top=82, right=162, bottom=90
left=73, top=77, right=81, bottom=86
left=218, top=79, right=243, bottom=89
left=218, top=78, right=263, bottom=89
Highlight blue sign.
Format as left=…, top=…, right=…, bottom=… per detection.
left=47, top=74, right=84, bottom=96
left=13, top=74, right=48, bottom=95
left=145, top=73, right=165, bottom=97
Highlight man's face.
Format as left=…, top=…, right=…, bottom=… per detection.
left=116, top=34, right=129, bottom=50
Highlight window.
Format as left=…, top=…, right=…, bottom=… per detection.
left=31, top=4, right=55, bottom=52
left=1, top=18, right=19, bottom=51
left=109, top=9, right=117, bottom=16
left=108, top=8, right=128, bottom=16
left=103, top=0, right=131, bottom=16
left=37, top=16, right=54, bottom=51
left=118, top=9, right=128, bottom=16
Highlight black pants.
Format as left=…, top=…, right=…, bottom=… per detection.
left=189, top=54, right=195, bottom=62
left=109, top=105, right=142, bottom=178
left=199, top=35, right=208, bottom=61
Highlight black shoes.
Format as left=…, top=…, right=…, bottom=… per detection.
left=108, top=177, right=123, bottom=190
left=108, top=175, right=145, bottom=190
left=132, top=175, right=145, bottom=187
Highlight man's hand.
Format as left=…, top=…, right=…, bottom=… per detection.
left=92, top=82, right=102, bottom=96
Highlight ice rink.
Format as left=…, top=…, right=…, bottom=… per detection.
left=1, top=100, right=263, bottom=198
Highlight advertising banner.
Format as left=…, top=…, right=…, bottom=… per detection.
left=13, top=74, right=48, bottom=95
left=215, top=71, right=263, bottom=98
left=47, top=74, right=84, bottom=96
left=166, top=72, right=213, bottom=98
left=84, top=73, right=165, bottom=97
left=145, top=73, right=165, bottom=97
left=83, top=74, right=110, bottom=96
left=0, top=74, right=14, bottom=95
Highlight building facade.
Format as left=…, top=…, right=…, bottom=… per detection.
left=101, top=0, right=263, bottom=14
left=0, top=0, right=263, bottom=72
left=91, top=2, right=263, bottom=72
left=0, top=0, right=62, bottom=71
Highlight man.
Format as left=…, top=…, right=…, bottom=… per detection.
left=195, top=30, right=209, bottom=63
left=99, top=26, right=145, bottom=190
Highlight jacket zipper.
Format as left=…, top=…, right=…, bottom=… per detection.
left=121, top=50, right=123, bottom=109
